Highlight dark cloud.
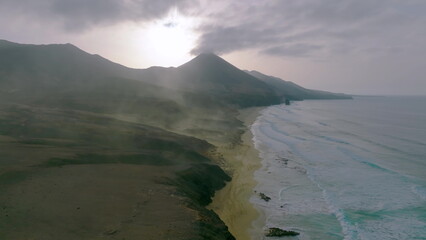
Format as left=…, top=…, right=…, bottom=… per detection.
left=261, top=44, right=323, bottom=57
left=190, top=25, right=285, bottom=55
left=0, top=0, right=194, bottom=31
left=191, top=0, right=426, bottom=58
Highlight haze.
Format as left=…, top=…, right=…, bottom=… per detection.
left=1, top=0, right=425, bottom=95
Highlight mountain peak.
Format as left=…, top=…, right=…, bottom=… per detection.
left=178, top=52, right=233, bottom=70
left=195, top=52, right=228, bottom=62
left=0, top=39, right=13, bottom=44
left=0, top=39, right=22, bottom=48
left=196, top=52, right=221, bottom=58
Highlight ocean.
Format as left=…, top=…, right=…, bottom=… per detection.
left=250, top=96, right=426, bottom=240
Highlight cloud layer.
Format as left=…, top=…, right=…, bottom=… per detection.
left=191, top=0, right=426, bottom=59
left=0, top=0, right=193, bottom=31
left=3, top=0, right=425, bottom=59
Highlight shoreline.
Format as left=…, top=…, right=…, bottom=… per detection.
left=208, top=107, right=266, bottom=240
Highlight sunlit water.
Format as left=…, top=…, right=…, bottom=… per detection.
left=250, top=96, right=426, bottom=240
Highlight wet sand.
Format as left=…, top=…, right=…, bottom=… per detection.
left=208, top=107, right=266, bottom=240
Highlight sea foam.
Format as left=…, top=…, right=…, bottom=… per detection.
left=250, top=97, right=426, bottom=240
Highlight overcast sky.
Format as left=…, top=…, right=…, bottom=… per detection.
left=1, top=0, right=425, bottom=95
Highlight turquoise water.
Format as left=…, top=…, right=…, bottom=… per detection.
left=250, top=96, right=426, bottom=240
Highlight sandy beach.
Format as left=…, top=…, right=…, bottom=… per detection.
left=208, top=107, right=266, bottom=240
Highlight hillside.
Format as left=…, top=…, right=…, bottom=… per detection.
left=0, top=40, right=351, bottom=240
left=0, top=102, right=235, bottom=240
left=0, top=40, right=244, bottom=143
left=172, top=53, right=281, bottom=107
left=0, top=40, right=350, bottom=107
left=0, top=40, right=238, bottom=240
left=246, top=70, right=352, bottom=100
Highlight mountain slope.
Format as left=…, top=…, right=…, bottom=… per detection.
left=0, top=40, right=350, bottom=107
left=0, top=39, right=353, bottom=240
left=0, top=40, right=237, bottom=240
left=177, top=53, right=272, bottom=93
left=246, top=70, right=352, bottom=100
left=134, top=53, right=281, bottom=107
left=176, top=53, right=281, bottom=106
left=0, top=41, right=280, bottom=108
left=0, top=40, right=130, bottom=82
left=0, top=41, right=248, bottom=145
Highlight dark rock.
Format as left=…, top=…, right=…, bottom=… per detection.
left=285, top=99, right=291, bottom=105
left=265, top=227, right=299, bottom=237
left=259, top=192, right=271, bottom=202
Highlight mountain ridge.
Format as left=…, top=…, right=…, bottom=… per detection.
left=0, top=39, right=350, bottom=240
left=246, top=70, right=352, bottom=100
left=0, top=40, right=239, bottom=240
left=0, top=39, right=351, bottom=104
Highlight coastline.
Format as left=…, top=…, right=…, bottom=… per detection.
left=208, top=107, right=266, bottom=240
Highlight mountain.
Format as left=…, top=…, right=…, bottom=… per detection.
left=0, top=40, right=130, bottom=81
left=246, top=70, right=352, bottom=100
left=135, top=53, right=351, bottom=106
left=0, top=40, right=352, bottom=142
left=0, top=40, right=352, bottom=240
left=0, top=41, right=277, bottom=108
left=177, top=53, right=273, bottom=93
left=0, top=39, right=21, bottom=49
left=123, top=53, right=282, bottom=107
left=172, top=53, right=281, bottom=107
left=0, top=40, right=350, bottom=107
left=0, top=40, right=236, bottom=240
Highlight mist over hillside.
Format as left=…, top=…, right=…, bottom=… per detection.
left=0, top=39, right=351, bottom=143
left=0, top=40, right=350, bottom=240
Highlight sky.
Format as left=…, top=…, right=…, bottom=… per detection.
left=1, top=0, right=426, bottom=95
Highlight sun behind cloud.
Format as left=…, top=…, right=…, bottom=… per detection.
left=137, top=11, right=198, bottom=66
